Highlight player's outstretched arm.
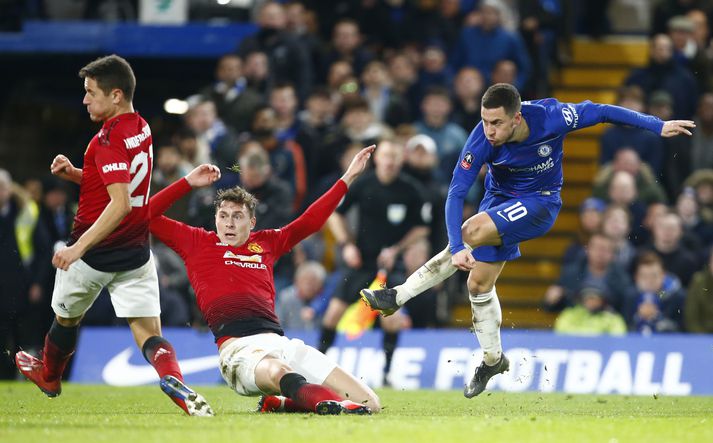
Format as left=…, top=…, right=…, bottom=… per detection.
left=149, top=164, right=219, bottom=220
left=185, top=164, right=221, bottom=188
left=340, top=144, right=376, bottom=186
left=50, top=154, right=82, bottom=184
left=277, top=145, right=376, bottom=254
left=661, top=120, right=696, bottom=137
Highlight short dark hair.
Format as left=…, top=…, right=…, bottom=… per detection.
left=214, top=186, right=258, bottom=217
left=423, top=85, right=451, bottom=101
left=79, top=54, right=136, bottom=102
left=341, top=96, right=371, bottom=114
left=482, top=83, right=521, bottom=116
left=635, top=251, right=664, bottom=271
left=308, top=87, right=331, bottom=101
left=272, top=81, right=296, bottom=92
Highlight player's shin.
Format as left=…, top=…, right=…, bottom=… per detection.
left=396, top=246, right=468, bottom=305
left=469, top=287, right=503, bottom=366
left=42, top=319, right=78, bottom=381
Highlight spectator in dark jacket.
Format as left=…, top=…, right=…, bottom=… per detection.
left=639, top=211, right=700, bottom=286
left=238, top=1, right=314, bottom=102
left=321, top=18, right=374, bottom=82
left=626, top=251, right=686, bottom=333
left=451, top=67, right=485, bottom=132
left=544, top=233, right=634, bottom=314
left=200, top=54, right=264, bottom=134
left=451, top=0, right=532, bottom=89
left=625, top=33, right=699, bottom=119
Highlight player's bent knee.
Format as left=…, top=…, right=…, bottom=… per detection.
left=56, top=314, right=82, bottom=327
left=468, top=280, right=494, bottom=295
left=257, top=357, right=293, bottom=388
left=367, top=393, right=382, bottom=413
left=460, top=219, right=477, bottom=244
left=461, top=218, right=489, bottom=246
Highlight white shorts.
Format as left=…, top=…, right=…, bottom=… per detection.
left=218, top=333, right=337, bottom=396
left=51, top=254, right=160, bottom=318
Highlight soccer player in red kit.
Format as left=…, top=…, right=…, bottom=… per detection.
left=149, top=146, right=380, bottom=415
left=15, top=55, right=213, bottom=416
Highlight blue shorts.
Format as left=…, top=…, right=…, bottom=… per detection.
left=472, top=192, right=562, bottom=262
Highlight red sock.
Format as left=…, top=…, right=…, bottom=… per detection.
left=283, top=397, right=310, bottom=412
left=142, top=336, right=183, bottom=381
left=42, top=335, right=73, bottom=381
left=292, top=384, right=342, bottom=412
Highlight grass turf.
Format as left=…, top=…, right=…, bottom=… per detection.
left=2, top=382, right=711, bottom=443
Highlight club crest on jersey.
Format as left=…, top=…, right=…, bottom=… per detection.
left=247, top=243, right=263, bottom=253
left=99, top=119, right=119, bottom=145
left=460, top=152, right=474, bottom=170
left=538, top=144, right=552, bottom=157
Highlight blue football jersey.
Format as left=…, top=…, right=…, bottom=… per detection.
left=445, top=98, right=664, bottom=254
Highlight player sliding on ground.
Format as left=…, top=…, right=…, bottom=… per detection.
left=149, top=146, right=380, bottom=415
left=360, top=83, right=695, bottom=398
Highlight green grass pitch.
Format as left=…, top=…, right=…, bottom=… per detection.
left=3, top=382, right=712, bottom=443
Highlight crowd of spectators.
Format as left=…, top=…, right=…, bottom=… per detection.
left=4, top=1, right=713, bottom=379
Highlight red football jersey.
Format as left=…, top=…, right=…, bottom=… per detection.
left=149, top=178, right=348, bottom=346
left=71, top=112, right=153, bottom=271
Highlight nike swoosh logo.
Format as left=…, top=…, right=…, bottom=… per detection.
left=492, top=160, right=507, bottom=165
left=496, top=210, right=509, bottom=222
left=102, top=347, right=218, bottom=386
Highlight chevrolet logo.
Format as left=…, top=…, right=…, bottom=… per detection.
left=222, top=251, right=262, bottom=263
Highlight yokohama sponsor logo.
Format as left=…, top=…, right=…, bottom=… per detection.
left=102, top=162, right=128, bottom=173
left=508, top=157, right=554, bottom=174
left=224, top=260, right=267, bottom=270
left=124, top=125, right=151, bottom=149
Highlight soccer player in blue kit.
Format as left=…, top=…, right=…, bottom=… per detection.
left=361, top=83, right=695, bottom=398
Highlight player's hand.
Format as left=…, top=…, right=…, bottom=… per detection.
left=661, top=120, right=695, bottom=137
left=341, top=144, right=376, bottom=186
left=342, top=242, right=362, bottom=268
left=52, top=244, right=83, bottom=271
left=377, top=246, right=398, bottom=271
left=451, top=248, right=476, bottom=271
left=50, top=155, right=78, bottom=182
left=185, top=164, right=221, bottom=188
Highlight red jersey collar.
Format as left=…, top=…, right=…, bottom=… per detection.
left=102, top=111, right=138, bottom=128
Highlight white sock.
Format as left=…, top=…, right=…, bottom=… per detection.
left=469, top=287, right=502, bottom=366
left=395, top=245, right=469, bottom=306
